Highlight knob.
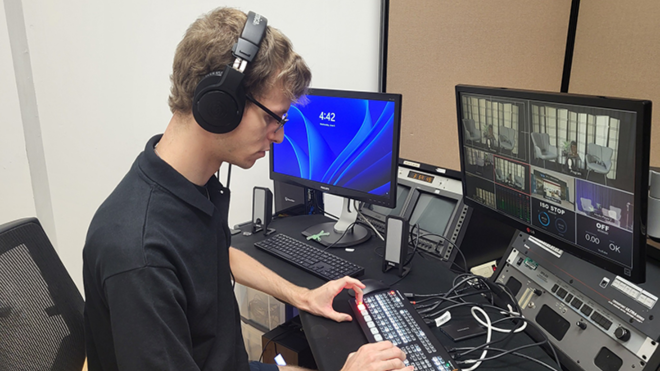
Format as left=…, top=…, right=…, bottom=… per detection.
left=576, top=321, right=587, bottom=330
left=533, top=289, right=543, bottom=296
left=614, top=327, right=631, bottom=341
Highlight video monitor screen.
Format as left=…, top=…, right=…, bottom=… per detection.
left=456, top=85, right=651, bottom=282
left=271, top=88, right=402, bottom=208
left=409, top=192, right=458, bottom=237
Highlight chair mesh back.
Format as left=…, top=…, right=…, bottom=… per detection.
left=0, top=218, right=85, bottom=371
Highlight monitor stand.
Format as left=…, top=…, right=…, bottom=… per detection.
left=302, top=198, right=371, bottom=248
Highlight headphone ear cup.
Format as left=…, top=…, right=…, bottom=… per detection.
left=192, top=68, right=246, bottom=134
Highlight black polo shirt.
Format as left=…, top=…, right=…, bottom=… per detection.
left=83, top=134, right=248, bottom=371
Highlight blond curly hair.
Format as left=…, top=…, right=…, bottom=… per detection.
left=168, top=7, right=311, bottom=114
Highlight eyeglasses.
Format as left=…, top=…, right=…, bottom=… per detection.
left=246, top=94, right=288, bottom=133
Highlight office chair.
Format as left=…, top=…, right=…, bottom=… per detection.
left=580, top=198, right=596, bottom=214
left=514, top=175, right=524, bottom=189
left=495, top=168, right=505, bottom=182
left=609, top=206, right=622, bottom=225
left=530, top=132, right=558, bottom=168
left=462, top=118, right=481, bottom=146
left=586, top=143, right=613, bottom=185
left=498, top=126, right=516, bottom=154
left=0, top=218, right=85, bottom=371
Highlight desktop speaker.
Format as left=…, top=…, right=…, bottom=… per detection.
left=252, top=187, right=273, bottom=233
left=382, top=215, right=410, bottom=277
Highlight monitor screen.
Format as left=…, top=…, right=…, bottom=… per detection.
left=270, top=88, right=402, bottom=247
left=271, top=88, right=402, bottom=208
left=409, top=192, right=458, bottom=238
left=456, top=85, right=651, bottom=282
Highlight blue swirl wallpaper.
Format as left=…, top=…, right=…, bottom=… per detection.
left=273, top=95, right=396, bottom=197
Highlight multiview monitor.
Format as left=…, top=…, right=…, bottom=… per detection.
left=456, top=85, right=651, bottom=283
left=271, top=88, right=402, bottom=247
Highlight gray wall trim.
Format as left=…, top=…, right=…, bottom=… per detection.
left=4, top=0, right=58, bottom=248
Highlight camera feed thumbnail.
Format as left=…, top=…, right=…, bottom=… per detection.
left=530, top=167, right=576, bottom=242
left=459, top=95, right=528, bottom=163
left=575, top=180, right=634, bottom=232
left=465, top=173, right=496, bottom=209
left=463, top=147, right=494, bottom=180
left=529, top=102, right=637, bottom=193
left=531, top=167, right=574, bottom=209
left=493, top=156, right=530, bottom=194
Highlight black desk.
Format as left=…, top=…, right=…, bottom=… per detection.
left=232, top=214, right=558, bottom=371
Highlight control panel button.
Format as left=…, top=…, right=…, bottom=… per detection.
left=565, top=294, right=574, bottom=303
left=580, top=305, right=593, bottom=317
left=601, top=319, right=612, bottom=331
left=556, top=288, right=568, bottom=299
left=571, top=298, right=583, bottom=309
left=551, top=284, right=559, bottom=293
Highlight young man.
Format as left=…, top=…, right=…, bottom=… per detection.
left=82, top=7, right=411, bottom=371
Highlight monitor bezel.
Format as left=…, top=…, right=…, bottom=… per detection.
left=270, top=88, right=402, bottom=209
left=455, top=84, right=652, bottom=283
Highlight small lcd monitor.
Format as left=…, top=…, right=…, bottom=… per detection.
left=456, top=85, right=651, bottom=282
left=271, top=88, right=402, bottom=247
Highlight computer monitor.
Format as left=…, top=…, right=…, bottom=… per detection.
left=456, top=85, right=652, bottom=283
left=270, top=88, right=402, bottom=247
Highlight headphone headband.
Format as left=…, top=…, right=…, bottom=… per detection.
left=233, top=11, right=267, bottom=64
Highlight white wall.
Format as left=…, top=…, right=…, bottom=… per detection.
left=1, top=0, right=382, bottom=292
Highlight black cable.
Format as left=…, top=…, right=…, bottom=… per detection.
left=226, top=164, right=232, bottom=188
left=355, top=200, right=385, bottom=241
left=437, top=278, right=561, bottom=371
left=413, top=290, right=490, bottom=309
left=229, top=268, right=236, bottom=291
left=311, top=200, right=339, bottom=220
left=494, top=282, right=561, bottom=370
left=415, top=232, right=468, bottom=274
left=320, top=221, right=362, bottom=251
left=415, top=276, right=476, bottom=314
left=403, top=224, right=420, bottom=266
left=457, top=339, right=548, bottom=363
left=387, top=273, right=407, bottom=288
left=258, top=327, right=297, bottom=362
left=452, top=347, right=559, bottom=371
left=406, top=271, right=560, bottom=370
left=452, top=316, right=530, bottom=358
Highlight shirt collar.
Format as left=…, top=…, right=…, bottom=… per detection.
left=138, top=134, right=225, bottom=216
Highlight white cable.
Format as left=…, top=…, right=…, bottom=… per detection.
left=354, top=200, right=384, bottom=241
left=474, top=304, right=527, bottom=333
left=461, top=306, right=492, bottom=371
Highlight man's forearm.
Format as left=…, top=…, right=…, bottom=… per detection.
left=228, top=247, right=310, bottom=310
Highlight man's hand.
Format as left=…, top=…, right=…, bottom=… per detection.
left=298, top=276, right=366, bottom=322
left=341, top=341, right=412, bottom=371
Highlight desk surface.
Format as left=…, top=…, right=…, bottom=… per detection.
left=232, top=214, right=557, bottom=371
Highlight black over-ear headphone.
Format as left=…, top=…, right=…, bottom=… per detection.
left=192, top=11, right=268, bottom=134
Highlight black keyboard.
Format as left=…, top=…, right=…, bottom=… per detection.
left=351, top=289, right=459, bottom=371
left=254, top=233, right=365, bottom=281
